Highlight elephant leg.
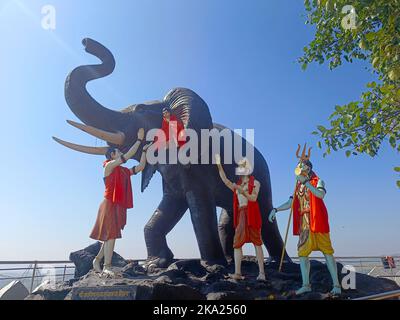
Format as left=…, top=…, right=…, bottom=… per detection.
left=144, top=194, right=188, bottom=268
left=186, top=191, right=227, bottom=266
left=218, top=208, right=234, bottom=263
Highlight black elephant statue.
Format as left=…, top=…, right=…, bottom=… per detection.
left=54, top=38, right=288, bottom=268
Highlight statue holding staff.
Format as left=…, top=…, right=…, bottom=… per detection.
left=269, top=144, right=341, bottom=295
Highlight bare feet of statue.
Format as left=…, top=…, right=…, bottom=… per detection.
left=92, top=258, right=102, bottom=273
left=295, top=285, right=312, bottom=295
left=229, top=273, right=245, bottom=280
left=256, top=273, right=266, bottom=281
left=102, top=264, right=115, bottom=277
left=330, top=285, right=342, bottom=296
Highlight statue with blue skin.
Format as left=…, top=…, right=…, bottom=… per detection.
left=269, top=144, right=342, bottom=296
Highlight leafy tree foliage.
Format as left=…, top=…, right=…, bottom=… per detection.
left=300, top=0, right=400, bottom=186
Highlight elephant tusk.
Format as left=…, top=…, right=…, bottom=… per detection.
left=66, top=120, right=125, bottom=145
left=52, top=136, right=109, bottom=155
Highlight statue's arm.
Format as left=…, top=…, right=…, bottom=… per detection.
left=105, top=128, right=145, bottom=176
left=276, top=197, right=293, bottom=212
left=122, top=128, right=145, bottom=160
left=305, top=179, right=326, bottom=199
left=130, top=143, right=151, bottom=175
left=217, top=165, right=236, bottom=191
left=268, top=196, right=293, bottom=222
left=215, top=154, right=235, bottom=191
left=122, top=140, right=142, bottom=160
left=104, top=140, right=141, bottom=176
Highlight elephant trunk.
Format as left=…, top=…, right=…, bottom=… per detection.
left=64, top=38, right=128, bottom=132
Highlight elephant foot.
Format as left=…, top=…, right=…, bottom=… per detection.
left=144, top=248, right=174, bottom=271
left=144, top=257, right=172, bottom=271
left=201, top=257, right=227, bottom=268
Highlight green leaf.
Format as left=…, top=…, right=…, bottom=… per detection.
left=346, top=150, right=351, bottom=157
left=394, top=167, right=400, bottom=172
left=389, top=136, right=396, bottom=148
left=397, top=181, right=400, bottom=188
left=365, top=32, right=376, bottom=41
left=298, top=1, right=400, bottom=186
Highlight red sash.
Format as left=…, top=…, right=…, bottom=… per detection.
left=103, top=161, right=133, bottom=209
left=233, top=176, right=262, bottom=229
left=292, top=172, right=329, bottom=235
left=154, top=114, right=185, bottom=149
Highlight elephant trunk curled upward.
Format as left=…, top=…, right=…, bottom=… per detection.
left=56, top=38, right=289, bottom=267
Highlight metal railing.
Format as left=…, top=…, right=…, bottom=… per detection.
left=0, top=260, right=75, bottom=294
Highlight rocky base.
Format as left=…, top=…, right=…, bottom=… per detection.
left=26, top=247, right=399, bottom=300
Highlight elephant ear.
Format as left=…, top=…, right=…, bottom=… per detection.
left=163, top=87, right=213, bottom=133
left=141, top=163, right=157, bottom=192
left=134, top=88, right=213, bottom=191
left=170, top=103, right=190, bottom=128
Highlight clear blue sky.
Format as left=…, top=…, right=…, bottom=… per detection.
left=0, top=0, right=398, bottom=261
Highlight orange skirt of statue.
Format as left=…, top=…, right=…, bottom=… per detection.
left=233, top=206, right=263, bottom=248
left=90, top=199, right=127, bottom=241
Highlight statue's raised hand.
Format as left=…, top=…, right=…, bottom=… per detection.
left=215, top=154, right=221, bottom=165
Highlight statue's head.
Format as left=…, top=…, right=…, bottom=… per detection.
left=294, top=143, right=313, bottom=176
left=296, top=159, right=313, bottom=175
left=105, top=147, right=123, bottom=160
left=236, top=157, right=252, bottom=177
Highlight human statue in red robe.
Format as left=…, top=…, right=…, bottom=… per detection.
left=216, top=155, right=266, bottom=281
left=153, top=107, right=186, bottom=150
left=90, top=128, right=151, bottom=276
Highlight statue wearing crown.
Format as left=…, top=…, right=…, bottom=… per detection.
left=269, top=144, right=341, bottom=296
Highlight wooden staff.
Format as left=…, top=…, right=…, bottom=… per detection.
left=278, top=182, right=297, bottom=272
